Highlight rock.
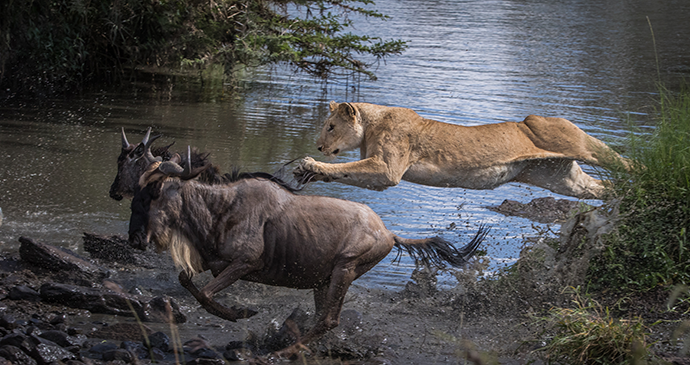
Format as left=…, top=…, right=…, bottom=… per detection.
left=102, top=348, right=134, bottom=362
left=147, top=296, right=187, bottom=324
left=488, top=197, right=589, bottom=223
left=8, top=285, right=41, bottom=302
left=18, top=237, right=109, bottom=282
left=0, top=315, right=18, bottom=330
left=38, top=330, right=86, bottom=348
left=29, top=342, right=76, bottom=364
left=0, top=344, right=37, bottom=365
left=147, top=331, right=171, bottom=352
left=39, top=282, right=147, bottom=318
left=82, top=233, right=172, bottom=269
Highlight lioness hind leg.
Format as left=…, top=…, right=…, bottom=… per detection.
left=513, top=159, right=605, bottom=199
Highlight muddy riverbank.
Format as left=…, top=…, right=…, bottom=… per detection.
left=1, top=202, right=689, bottom=364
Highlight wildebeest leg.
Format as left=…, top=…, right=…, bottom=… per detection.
left=178, top=268, right=259, bottom=322
left=274, top=266, right=357, bottom=358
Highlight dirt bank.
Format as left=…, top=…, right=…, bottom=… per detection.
left=1, top=201, right=689, bottom=364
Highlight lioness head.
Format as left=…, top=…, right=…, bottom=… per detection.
left=316, top=101, right=364, bottom=157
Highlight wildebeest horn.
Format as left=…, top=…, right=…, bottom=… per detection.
left=140, top=132, right=163, bottom=165
left=158, top=146, right=205, bottom=179
left=141, top=127, right=152, bottom=145
left=121, top=128, right=130, bottom=149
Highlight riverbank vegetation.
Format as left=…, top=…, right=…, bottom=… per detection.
left=590, top=84, right=690, bottom=292
left=529, top=86, right=690, bottom=364
left=0, top=0, right=406, bottom=97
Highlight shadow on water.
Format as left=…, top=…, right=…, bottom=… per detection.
left=1, top=0, right=689, bottom=290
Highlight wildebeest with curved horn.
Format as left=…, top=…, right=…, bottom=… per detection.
left=110, top=127, right=223, bottom=201
left=128, top=144, right=489, bottom=358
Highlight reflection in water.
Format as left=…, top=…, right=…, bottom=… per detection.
left=0, top=0, right=688, bottom=289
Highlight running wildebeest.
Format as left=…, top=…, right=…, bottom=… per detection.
left=110, top=127, right=224, bottom=201
left=128, top=144, right=488, bottom=358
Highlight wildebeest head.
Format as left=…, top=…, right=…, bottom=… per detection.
left=109, top=128, right=173, bottom=201
left=128, top=146, right=209, bottom=250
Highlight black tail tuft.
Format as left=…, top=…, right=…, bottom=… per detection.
left=393, top=224, right=490, bottom=269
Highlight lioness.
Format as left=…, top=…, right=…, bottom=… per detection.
left=294, top=101, right=630, bottom=199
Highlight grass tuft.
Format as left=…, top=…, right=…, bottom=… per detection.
left=534, top=288, right=651, bottom=365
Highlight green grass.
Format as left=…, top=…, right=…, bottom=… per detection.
left=534, top=288, right=652, bottom=365
left=588, top=83, right=690, bottom=292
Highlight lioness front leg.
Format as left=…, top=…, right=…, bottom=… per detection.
left=294, top=156, right=402, bottom=190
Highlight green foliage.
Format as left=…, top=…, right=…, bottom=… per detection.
left=589, top=84, right=690, bottom=291
left=534, top=288, right=651, bottom=364
left=0, top=0, right=406, bottom=95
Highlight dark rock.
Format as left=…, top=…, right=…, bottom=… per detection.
left=0, top=333, right=33, bottom=353
left=488, top=197, right=589, bottom=223
left=8, top=285, right=41, bottom=302
left=30, top=342, right=76, bottom=364
left=0, top=315, right=18, bottom=330
left=18, top=237, right=109, bottom=282
left=48, top=314, right=66, bottom=326
left=145, top=296, right=186, bottom=324
left=87, top=341, right=118, bottom=356
left=82, top=234, right=139, bottom=264
left=102, top=348, right=134, bottom=362
left=39, top=282, right=146, bottom=318
left=121, top=341, right=148, bottom=360
left=195, top=348, right=221, bottom=359
left=82, top=233, right=172, bottom=269
left=0, top=344, right=37, bottom=365
left=147, top=331, right=170, bottom=352
left=38, top=330, right=86, bottom=348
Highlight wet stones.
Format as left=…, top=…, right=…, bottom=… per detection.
left=19, top=237, right=109, bottom=282
left=488, top=196, right=589, bottom=223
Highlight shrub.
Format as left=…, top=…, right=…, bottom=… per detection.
left=0, top=0, right=406, bottom=96
left=589, top=84, right=690, bottom=291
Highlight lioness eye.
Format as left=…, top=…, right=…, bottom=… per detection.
left=327, top=124, right=334, bottom=132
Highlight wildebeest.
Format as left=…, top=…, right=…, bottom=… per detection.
left=129, top=145, right=488, bottom=357
left=110, top=128, right=222, bottom=201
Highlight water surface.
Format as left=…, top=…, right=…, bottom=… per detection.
left=1, top=0, right=689, bottom=289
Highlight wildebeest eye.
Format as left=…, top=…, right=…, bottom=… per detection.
left=327, top=124, right=334, bottom=132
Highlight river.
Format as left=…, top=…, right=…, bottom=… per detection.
left=1, top=0, right=689, bottom=289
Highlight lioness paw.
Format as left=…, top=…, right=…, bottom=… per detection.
left=294, top=157, right=326, bottom=183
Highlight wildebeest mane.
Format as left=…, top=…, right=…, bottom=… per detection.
left=128, top=159, right=305, bottom=248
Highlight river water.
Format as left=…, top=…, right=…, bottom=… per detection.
left=1, top=0, right=689, bottom=289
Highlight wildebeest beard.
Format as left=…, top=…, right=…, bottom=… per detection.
left=128, top=182, right=160, bottom=250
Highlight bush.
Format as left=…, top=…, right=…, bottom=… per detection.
left=0, top=0, right=406, bottom=96
left=589, top=84, right=690, bottom=291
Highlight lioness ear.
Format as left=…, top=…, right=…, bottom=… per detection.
left=329, top=100, right=338, bottom=112
left=338, top=102, right=357, bottom=119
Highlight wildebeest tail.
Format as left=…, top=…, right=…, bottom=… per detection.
left=393, top=224, right=489, bottom=268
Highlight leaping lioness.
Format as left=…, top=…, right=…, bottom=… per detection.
left=294, top=101, right=631, bottom=199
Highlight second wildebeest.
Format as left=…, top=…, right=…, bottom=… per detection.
left=129, top=145, right=489, bottom=358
